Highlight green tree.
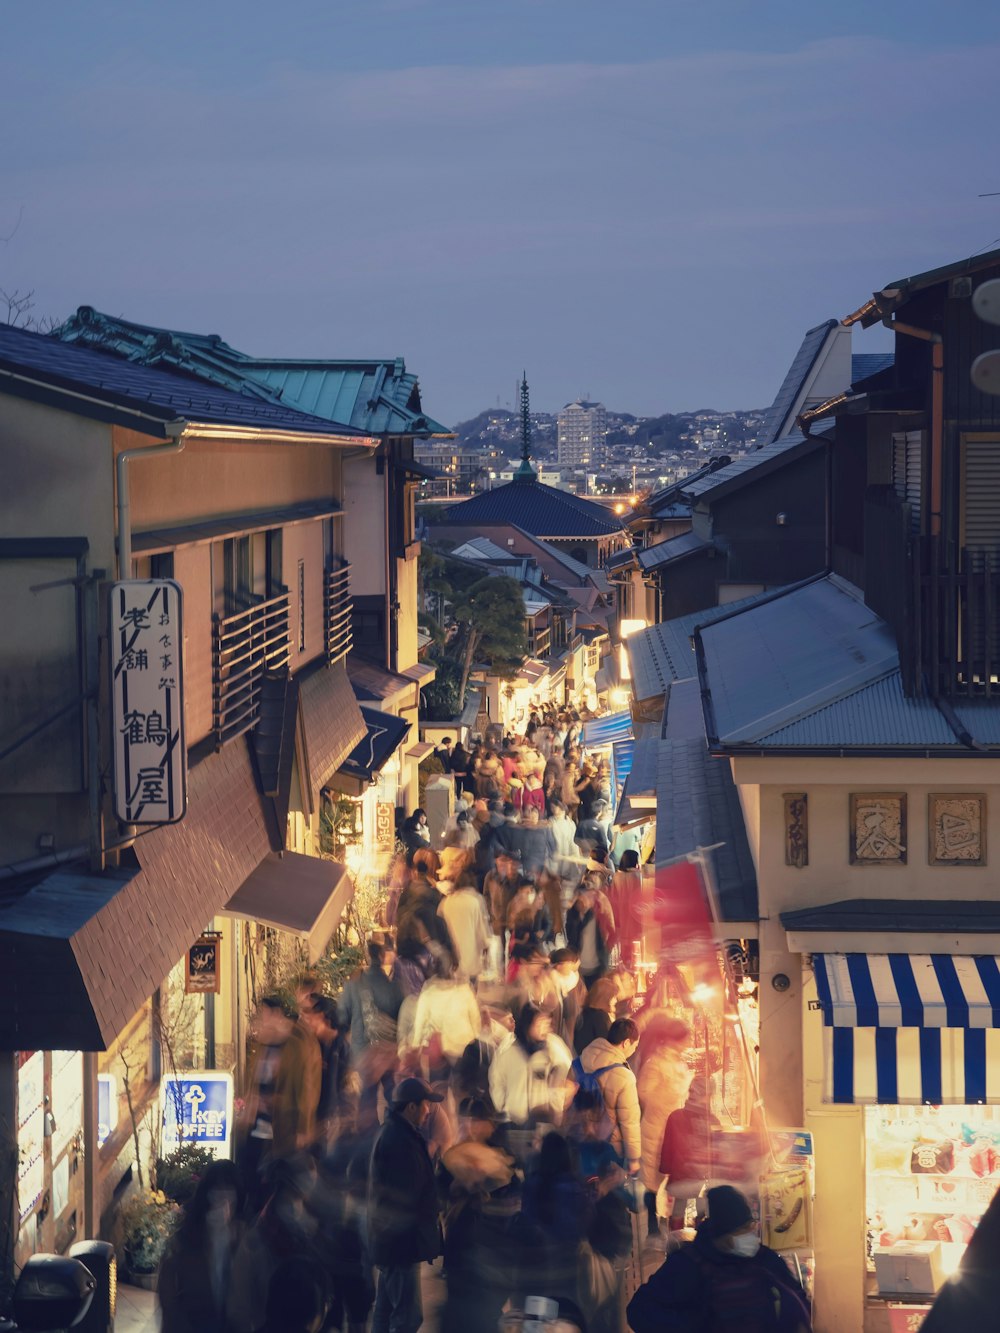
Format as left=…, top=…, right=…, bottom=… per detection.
left=453, top=574, right=527, bottom=705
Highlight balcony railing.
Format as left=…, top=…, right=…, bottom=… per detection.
left=528, top=625, right=552, bottom=659
left=915, top=538, right=1000, bottom=699
left=325, top=559, right=353, bottom=667
left=212, top=591, right=291, bottom=746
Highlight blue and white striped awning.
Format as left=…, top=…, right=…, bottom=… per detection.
left=582, top=710, right=633, bottom=747
left=814, top=954, right=1000, bottom=1106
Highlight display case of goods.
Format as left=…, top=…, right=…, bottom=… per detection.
left=762, top=1129, right=816, bottom=1300
left=866, top=1104, right=1000, bottom=1297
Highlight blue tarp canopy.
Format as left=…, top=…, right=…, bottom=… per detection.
left=582, top=710, right=633, bottom=747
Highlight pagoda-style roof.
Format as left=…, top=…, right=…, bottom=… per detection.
left=440, top=476, right=624, bottom=540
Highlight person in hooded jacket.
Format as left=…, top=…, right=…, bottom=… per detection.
left=576, top=1018, right=642, bottom=1176
left=626, top=1185, right=811, bottom=1333
left=489, top=1005, right=572, bottom=1154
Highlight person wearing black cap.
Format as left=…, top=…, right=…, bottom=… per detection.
left=368, top=1077, right=444, bottom=1333
left=626, top=1185, right=811, bottom=1333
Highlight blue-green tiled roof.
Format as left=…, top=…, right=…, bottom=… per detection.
left=54, top=306, right=450, bottom=437
left=0, top=323, right=368, bottom=440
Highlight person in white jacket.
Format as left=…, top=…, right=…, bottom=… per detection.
left=577, top=1018, right=642, bottom=1174
left=439, top=872, right=494, bottom=982
left=409, top=969, right=482, bottom=1067
left=488, top=1004, right=572, bottom=1135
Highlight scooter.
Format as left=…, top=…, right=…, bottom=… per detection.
left=0, top=1241, right=115, bottom=1333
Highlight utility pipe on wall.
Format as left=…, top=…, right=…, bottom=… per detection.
left=880, top=314, right=944, bottom=539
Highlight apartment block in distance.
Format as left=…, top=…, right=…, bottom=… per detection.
left=557, top=400, right=607, bottom=467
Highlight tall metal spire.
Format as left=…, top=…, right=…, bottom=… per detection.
left=515, top=370, right=535, bottom=480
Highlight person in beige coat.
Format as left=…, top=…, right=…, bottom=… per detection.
left=577, top=1018, right=642, bottom=1173
left=636, top=1015, right=693, bottom=1237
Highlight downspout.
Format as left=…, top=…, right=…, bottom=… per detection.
left=116, top=421, right=187, bottom=578
left=879, top=314, right=944, bottom=539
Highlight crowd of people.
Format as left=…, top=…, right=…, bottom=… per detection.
left=156, top=707, right=812, bottom=1333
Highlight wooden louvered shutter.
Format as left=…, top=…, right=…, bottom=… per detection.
left=891, top=431, right=922, bottom=534
left=961, top=436, right=1000, bottom=684
left=963, top=436, right=1000, bottom=556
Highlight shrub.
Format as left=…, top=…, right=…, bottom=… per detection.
left=155, top=1143, right=216, bottom=1205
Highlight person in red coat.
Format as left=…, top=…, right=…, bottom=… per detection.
left=659, top=1079, right=720, bottom=1231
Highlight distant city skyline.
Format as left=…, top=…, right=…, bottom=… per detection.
left=0, top=1, right=993, bottom=423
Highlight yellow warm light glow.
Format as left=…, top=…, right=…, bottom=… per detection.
left=690, top=983, right=717, bottom=1006
left=610, top=687, right=629, bottom=707
left=614, top=502, right=626, bottom=514
left=620, top=618, right=647, bottom=639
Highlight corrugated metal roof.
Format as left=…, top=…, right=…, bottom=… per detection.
left=626, top=588, right=788, bottom=702
left=697, top=575, right=1000, bottom=752
left=637, top=529, right=715, bottom=571
left=441, top=478, right=624, bottom=539
left=655, top=737, right=757, bottom=923
left=662, top=678, right=706, bottom=741
left=451, top=536, right=512, bottom=562
left=54, top=307, right=450, bottom=436
left=754, top=320, right=838, bottom=447
left=0, top=323, right=371, bottom=439
left=682, top=433, right=819, bottom=502
left=755, top=671, right=956, bottom=748
left=699, top=576, right=898, bottom=745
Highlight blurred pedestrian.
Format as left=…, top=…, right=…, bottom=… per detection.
left=637, top=1016, right=693, bottom=1238
left=607, top=849, right=643, bottom=963
left=259, top=1256, right=329, bottom=1333
left=565, top=880, right=617, bottom=989
left=439, top=869, right=493, bottom=982
left=489, top=1005, right=572, bottom=1157
left=659, top=1079, right=721, bottom=1232
left=339, top=940, right=404, bottom=1118
left=922, top=1183, right=1000, bottom=1331
left=520, top=1132, right=590, bottom=1305
left=158, top=1159, right=243, bottom=1333
left=576, top=1017, right=642, bottom=1177
left=368, top=1077, right=444, bottom=1333
left=626, top=1185, right=811, bottom=1333
left=573, top=976, right=616, bottom=1054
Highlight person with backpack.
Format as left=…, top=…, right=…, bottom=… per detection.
left=573, top=1018, right=642, bottom=1177
left=626, top=1184, right=812, bottom=1333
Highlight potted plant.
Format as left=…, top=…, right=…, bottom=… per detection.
left=155, top=1143, right=216, bottom=1205
left=119, top=1188, right=179, bottom=1289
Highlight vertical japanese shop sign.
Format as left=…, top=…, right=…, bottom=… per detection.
left=110, top=580, right=187, bottom=824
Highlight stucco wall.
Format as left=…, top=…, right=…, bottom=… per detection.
left=121, top=427, right=341, bottom=532
left=342, top=453, right=386, bottom=596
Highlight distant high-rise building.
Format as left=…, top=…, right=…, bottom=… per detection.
left=557, top=400, right=607, bottom=467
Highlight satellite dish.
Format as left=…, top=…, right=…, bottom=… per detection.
left=971, top=349, right=1000, bottom=396
left=972, top=277, right=1000, bottom=327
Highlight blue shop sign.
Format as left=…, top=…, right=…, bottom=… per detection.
left=161, top=1073, right=234, bottom=1159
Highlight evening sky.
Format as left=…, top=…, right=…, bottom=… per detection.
left=2, top=2, right=999, bottom=423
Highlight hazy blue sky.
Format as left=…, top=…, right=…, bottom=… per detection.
left=3, top=2, right=1000, bottom=424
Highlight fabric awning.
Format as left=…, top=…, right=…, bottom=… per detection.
left=611, top=737, right=635, bottom=802
left=583, top=710, right=633, bottom=747
left=814, top=952, right=1000, bottom=1105
left=336, top=707, right=411, bottom=787
left=223, top=853, right=354, bottom=963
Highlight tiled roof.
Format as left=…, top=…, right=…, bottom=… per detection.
left=626, top=588, right=787, bottom=702
left=655, top=737, right=757, bottom=923
left=299, top=661, right=368, bottom=797
left=642, top=459, right=729, bottom=517
left=754, top=320, right=838, bottom=447
left=440, top=478, right=624, bottom=539
left=346, top=655, right=415, bottom=703
left=0, top=323, right=370, bottom=440
left=451, top=536, right=512, bottom=562
left=54, top=306, right=450, bottom=436
left=682, top=432, right=821, bottom=503
left=512, top=528, right=596, bottom=583
left=637, top=529, right=715, bottom=572
left=697, top=575, right=1000, bottom=752
left=851, top=352, right=894, bottom=386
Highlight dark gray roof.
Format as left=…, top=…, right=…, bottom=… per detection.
left=754, top=320, right=838, bottom=447
left=682, top=432, right=822, bottom=503
left=662, top=678, right=707, bottom=741
left=0, top=323, right=370, bottom=440
left=637, top=529, right=715, bottom=572
left=441, top=477, right=624, bottom=538
left=697, top=575, right=1000, bottom=753
left=626, top=588, right=789, bottom=702
left=781, top=899, right=1000, bottom=934
left=655, top=737, right=758, bottom=923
